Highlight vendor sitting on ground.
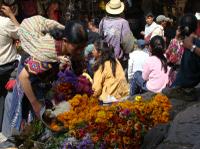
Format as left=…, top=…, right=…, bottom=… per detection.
left=92, top=39, right=129, bottom=102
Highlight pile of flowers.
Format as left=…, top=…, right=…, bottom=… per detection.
left=52, top=70, right=93, bottom=104
left=41, top=70, right=172, bottom=148
left=48, top=94, right=171, bottom=148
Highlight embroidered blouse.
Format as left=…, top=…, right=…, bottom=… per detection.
left=18, top=15, right=64, bottom=62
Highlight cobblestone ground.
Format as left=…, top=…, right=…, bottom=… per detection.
left=141, top=86, right=200, bottom=149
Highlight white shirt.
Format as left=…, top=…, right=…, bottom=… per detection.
left=144, top=22, right=158, bottom=38
left=0, top=16, right=18, bottom=66
left=151, top=25, right=164, bottom=39
left=128, top=49, right=149, bottom=80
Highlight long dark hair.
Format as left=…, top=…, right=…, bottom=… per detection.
left=179, top=14, right=198, bottom=37
left=94, top=40, right=117, bottom=77
left=150, top=36, right=168, bottom=73
left=49, top=20, right=88, bottom=44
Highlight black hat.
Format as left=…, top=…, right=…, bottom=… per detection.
left=146, top=12, right=154, bottom=18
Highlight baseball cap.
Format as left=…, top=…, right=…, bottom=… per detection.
left=137, top=39, right=146, bottom=49
left=146, top=12, right=154, bottom=18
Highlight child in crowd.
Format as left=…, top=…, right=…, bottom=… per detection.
left=84, top=44, right=95, bottom=77
left=92, top=40, right=129, bottom=102
left=130, top=36, right=170, bottom=96
left=128, top=39, right=149, bottom=82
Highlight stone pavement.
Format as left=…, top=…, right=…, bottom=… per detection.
left=141, top=87, right=200, bottom=149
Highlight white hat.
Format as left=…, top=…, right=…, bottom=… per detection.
left=106, top=0, right=125, bottom=15
left=156, top=15, right=167, bottom=23
left=195, top=12, right=200, bottom=20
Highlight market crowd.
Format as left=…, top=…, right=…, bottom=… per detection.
left=0, top=0, right=200, bottom=147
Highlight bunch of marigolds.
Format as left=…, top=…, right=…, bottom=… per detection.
left=50, top=93, right=171, bottom=148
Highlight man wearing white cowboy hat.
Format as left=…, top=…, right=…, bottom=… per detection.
left=105, top=0, right=125, bottom=15
left=99, top=0, right=136, bottom=73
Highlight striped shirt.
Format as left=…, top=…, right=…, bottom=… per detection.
left=18, top=15, right=64, bottom=62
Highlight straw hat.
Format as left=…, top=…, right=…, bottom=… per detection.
left=106, top=0, right=124, bottom=15
left=195, top=12, right=200, bottom=20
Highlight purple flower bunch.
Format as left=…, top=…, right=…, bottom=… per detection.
left=52, top=70, right=93, bottom=104
left=56, top=70, right=78, bottom=86
left=77, top=137, right=94, bottom=149
left=76, top=75, right=94, bottom=96
left=52, top=70, right=77, bottom=104
left=61, top=135, right=106, bottom=149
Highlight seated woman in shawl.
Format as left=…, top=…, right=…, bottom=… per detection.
left=9, top=15, right=88, bottom=133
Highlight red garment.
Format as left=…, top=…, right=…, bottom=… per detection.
left=165, top=38, right=184, bottom=65
left=5, top=79, right=16, bottom=91
left=21, top=0, right=38, bottom=17
left=196, top=22, right=200, bottom=37
left=48, top=3, right=60, bottom=21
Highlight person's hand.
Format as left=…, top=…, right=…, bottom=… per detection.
left=31, top=100, right=42, bottom=118
left=58, top=56, right=72, bottom=70
left=1, top=5, right=14, bottom=18
left=183, top=34, right=197, bottom=50
left=140, top=31, right=145, bottom=36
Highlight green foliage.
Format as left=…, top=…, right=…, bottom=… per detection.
left=45, top=133, right=69, bottom=149
left=15, top=120, right=45, bottom=148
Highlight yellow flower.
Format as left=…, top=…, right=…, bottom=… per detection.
left=97, top=110, right=106, bottom=118
left=123, top=137, right=131, bottom=144
left=135, top=96, right=142, bottom=102
left=69, top=98, right=80, bottom=107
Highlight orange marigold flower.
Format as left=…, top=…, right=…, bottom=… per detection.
left=92, top=136, right=99, bottom=143
left=123, top=137, right=131, bottom=144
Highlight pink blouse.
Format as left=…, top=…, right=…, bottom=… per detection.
left=142, top=56, right=170, bottom=93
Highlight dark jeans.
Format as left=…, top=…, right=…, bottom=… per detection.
left=130, top=71, right=148, bottom=96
